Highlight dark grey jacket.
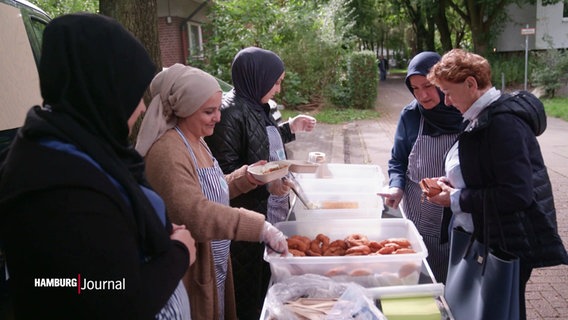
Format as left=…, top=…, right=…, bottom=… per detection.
left=458, top=91, right=568, bottom=268
left=205, top=91, right=295, bottom=214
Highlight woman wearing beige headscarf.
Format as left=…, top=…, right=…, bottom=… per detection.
left=136, top=64, right=288, bottom=320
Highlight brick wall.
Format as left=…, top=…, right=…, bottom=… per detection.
left=157, top=16, right=185, bottom=68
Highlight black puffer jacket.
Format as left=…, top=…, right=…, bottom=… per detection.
left=458, top=91, right=568, bottom=268
left=205, top=91, right=295, bottom=214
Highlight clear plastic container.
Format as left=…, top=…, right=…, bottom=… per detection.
left=265, top=219, right=428, bottom=288
left=293, top=193, right=384, bottom=221
left=295, top=163, right=385, bottom=184
left=292, top=177, right=383, bottom=194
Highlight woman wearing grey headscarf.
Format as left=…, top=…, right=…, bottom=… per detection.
left=136, top=64, right=288, bottom=320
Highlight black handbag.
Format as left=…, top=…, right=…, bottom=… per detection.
left=445, top=194, right=520, bottom=320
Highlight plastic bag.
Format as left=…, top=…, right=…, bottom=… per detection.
left=265, top=274, right=385, bottom=320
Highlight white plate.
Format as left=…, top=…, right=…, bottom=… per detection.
left=247, top=161, right=290, bottom=183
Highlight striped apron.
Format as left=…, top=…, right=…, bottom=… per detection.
left=266, top=126, right=290, bottom=224
left=175, top=127, right=231, bottom=320
left=403, top=117, right=458, bottom=283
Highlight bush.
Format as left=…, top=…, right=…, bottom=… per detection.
left=487, top=52, right=527, bottom=88
left=530, top=49, right=568, bottom=98
left=347, top=51, right=378, bottom=109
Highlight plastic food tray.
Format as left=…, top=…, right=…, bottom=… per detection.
left=265, top=219, right=428, bottom=288
left=292, top=192, right=384, bottom=221
left=295, top=163, right=385, bottom=184
left=293, top=177, right=383, bottom=194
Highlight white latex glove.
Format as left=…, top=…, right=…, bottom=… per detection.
left=289, top=115, right=316, bottom=133
left=377, top=187, right=404, bottom=209
left=267, top=178, right=291, bottom=196
left=260, top=221, right=288, bottom=256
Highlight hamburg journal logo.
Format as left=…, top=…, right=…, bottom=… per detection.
left=34, top=274, right=125, bottom=294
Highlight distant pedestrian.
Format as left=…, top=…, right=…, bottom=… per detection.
left=379, top=55, right=389, bottom=81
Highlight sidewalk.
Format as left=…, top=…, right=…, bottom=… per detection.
left=286, top=74, right=568, bottom=319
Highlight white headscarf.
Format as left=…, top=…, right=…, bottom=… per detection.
left=135, top=63, right=221, bottom=156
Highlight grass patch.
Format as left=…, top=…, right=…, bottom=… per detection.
left=542, top=97, right=568, bottom=122
left=281, top=107, right=380, bottom=124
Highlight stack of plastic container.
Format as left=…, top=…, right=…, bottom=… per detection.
left=291, top=162, right=386, bottom=221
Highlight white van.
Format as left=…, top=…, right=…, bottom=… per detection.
left=0, top=0, right=50, bottom=152
left=0, top=1, right=50, bottom=317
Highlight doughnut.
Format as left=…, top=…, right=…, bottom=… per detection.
left=345, top=245, right=371, bottom=256
left=323, top=246, right=346, bottom=256
left=345, top=234, right=369, bottom=247
left=394, top=248, right=416, bottom=254
left=293, top=235, right=311, bottom=246
left=289, top=249, right=306, bottom=256
left=387, top=238, right=412, bottom=248
left=383, top=242, right=401, bottom=250
left=350, top=268, right=373, bottom=276
left=325, top=266, right=347, bottom=277
left=316, top=233, right=330, bottom=252
left=287, top=238, right=308, bottom=252
left=328, top=239, right=348, bottom=250
left=368, top=241, right=383, bottom=253
left=378, top=246, right=395, bottom=255
left=306, top=249, right=322, bottom=256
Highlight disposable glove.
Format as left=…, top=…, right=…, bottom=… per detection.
left=260, top=221, right=288, bottom=255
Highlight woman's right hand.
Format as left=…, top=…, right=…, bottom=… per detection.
left=377, top=187, right=404, bottom=209
left=170, top=223, right=197, bottom=266
left=267, top=178, right=291, bottom=196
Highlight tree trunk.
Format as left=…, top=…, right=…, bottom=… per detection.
left=435, top=0, right=453, bottom=51
left=99, top=0, right=161, bottom=73
left=100, top=0, right=160, bottom=142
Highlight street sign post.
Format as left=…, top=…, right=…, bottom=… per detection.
left=522, top=24, right=535, bottom=91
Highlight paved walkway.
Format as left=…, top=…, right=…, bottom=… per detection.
left=286, top=74, right=568, bottom=319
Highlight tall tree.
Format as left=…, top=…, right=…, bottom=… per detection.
left=99, top=0, right=161, bottom=73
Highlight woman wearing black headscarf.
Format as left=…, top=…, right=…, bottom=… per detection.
left=378, top=51, right=463, bottom=283
left=205, top=47, right=315, bottom=319
left=0, top=13, right=195, bottom=319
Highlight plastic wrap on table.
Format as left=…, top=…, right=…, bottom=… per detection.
left=264, top=274, right=385, bottom=320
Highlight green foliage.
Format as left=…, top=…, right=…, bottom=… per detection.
left=200, top=0, right=354, bottom=108
left=281, top=107, right=380, bottom=125
left=542, top=97, right=568, bottom=121
left=530, top=49, right=568, bottom=98
left=30, top=0, right=98, bottom=17
left=487, top=52, right=527, bottom=88
left=347, top=51, right=378, bottom=109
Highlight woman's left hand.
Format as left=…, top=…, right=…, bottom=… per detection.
left=289, top=115, right=316, bottom=133
left=427, top=179, right=453, bottom=207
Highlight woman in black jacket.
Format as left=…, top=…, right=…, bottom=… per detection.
left=427, top=48, right=568, bottom=320
left=205, top=46, right=315, bottom=319
left=0, top=13, right=196, bottom=319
